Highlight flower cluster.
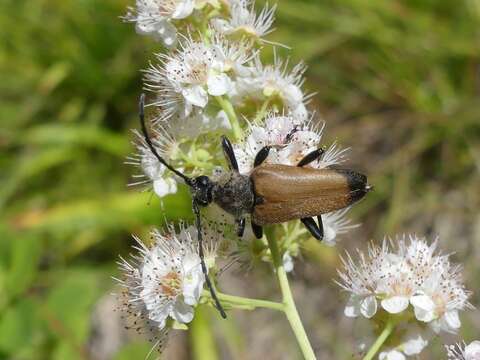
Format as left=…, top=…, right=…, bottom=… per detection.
left=446, top=341, right=480, bottom=360
left=337, top=234, right=472, bottom=358
left=116, top=226, right=206, bottom=330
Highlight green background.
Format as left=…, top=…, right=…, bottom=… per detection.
left=1, top=0, right=479, bottom=358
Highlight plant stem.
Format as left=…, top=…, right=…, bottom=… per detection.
left=215, top=96, right=243, bottom=141
left=362, top=318, right=397, bottom=360
left=266, top=235, right=317, bottom=360
left=202, top=290, right=284, bottom=311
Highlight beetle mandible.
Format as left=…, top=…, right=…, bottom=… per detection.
left=137, top=94, right=372, bottom=318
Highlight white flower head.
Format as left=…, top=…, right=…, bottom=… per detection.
left=211, top=0, right=277, bottom=43
left=337, top=235, right=472, bottom=334
left=234, top=113, right=348, bottom=174
left=446, top=341, right=480, bottom=360
left=126, top=128, right=179, bottom=198
left=235, top=54, right=310, bottom=118
left=145, top=36, right=233, bottom=117
left=117, top=225, right=205, bottom=330
left=124, top=0, right=195, bottom=46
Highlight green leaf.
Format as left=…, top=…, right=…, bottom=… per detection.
left=5, top=234, right=41, bottom=301
left=45, top=269, right=106, bottom=346
left=114, top=342, right=154, bottom=360
left=0, top=298, right=42, bottom=355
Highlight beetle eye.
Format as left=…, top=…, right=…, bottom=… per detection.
left=195, top=176, right=210, bottom=187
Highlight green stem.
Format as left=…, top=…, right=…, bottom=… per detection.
left=362, top=318, right=397, bottom=360
left=202, top=290, right=284, bottom=311
left=254, top=98, right=271, bottom=122
left=266, top=235, right=317, bottom=360
left=215, top=96, right=243, bottom=141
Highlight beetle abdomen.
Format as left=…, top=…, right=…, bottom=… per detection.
left=251, top=164, right=369, bottom=225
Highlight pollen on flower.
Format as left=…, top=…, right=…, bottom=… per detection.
left=115, top=225, right=205, bottom=333
left=337, top=234, right=472, bottom=358
left=234, top=112, right=347, bottom=174
left=144, top=35, right=236, bottom=119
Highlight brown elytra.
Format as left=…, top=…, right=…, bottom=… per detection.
left=251, top=164, right=369, bottom=225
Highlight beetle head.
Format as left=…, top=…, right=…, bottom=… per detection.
left=192, top=175, right=213, bottom=206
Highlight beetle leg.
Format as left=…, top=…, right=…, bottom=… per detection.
left=301, top=217, right=324, bottom=241
left=192, top=201, right=227, bottom=318
left=254, top=146, right=271, bottom=168
left=251, top=222, right=263, bottom=239
left=317, top=215, right=324, bottom=238
left=236, top=217, right=246, bottom=237
left=221, top=135, right=239, bottom=172
left=297, top=148, right=325, bottom=167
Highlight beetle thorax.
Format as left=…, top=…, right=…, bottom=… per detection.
left=212, top=172, right=255, bottom=219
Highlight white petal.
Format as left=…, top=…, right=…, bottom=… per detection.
left=283, top=84, right=303, bottom=104
left=443, top=310, right=461, bottom=330
left=323, top=225, right=337, bottom=246
left=379, top=350, right=405, bottom=360
left=410, top=295, right=436, bottom=322
left=171, top=300, right=194, bottom=324
left=465, top=341, right=480, bottom=358
left=153, top=178, right=177, bottom=197
left=381, top=296, right=409, bottom=314
left=182, top=85, right=208, bottom=107
left=360, top=296, right=378, bottom=318
left=135, top=20, right=157, bottom=35
left=344, top=295, right=361, bottom=318
left=183, top=273, right=203, bottom=306
left=207, top=73, right=232, bottom=96
left=402, top=333, right=429, bottom=355
left=156, top=21, right=177, bottom=47
left=172, top=0, right=194, bottom=19
left=282, top=253, right=294, bottom=273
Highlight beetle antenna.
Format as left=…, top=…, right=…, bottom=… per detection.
left=192, top=201, right=227, bottom=319
left=138, top=94, right=193, bottom=186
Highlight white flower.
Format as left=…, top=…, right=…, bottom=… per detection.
left=234, top=113, right=347, bottom=174
left=379, top=330, right=429, bottom=360
left=126, top=128, right=179, bottom=198
left=214, top=35, right=256, bottom=78
left=322, top=207, right=360, bottom=247
left=124, top=0, right=195, bottom=46
left=145, top=36, right=233, bottom=117
left=337, top=235, right=472, bottom=334
left=211, top=0, right=276, bottom=42
left=446, top=341, right=480, bottom=360
left=117, top=225, right=205, bottom=330
left=235, top=55, right=310, bottom=118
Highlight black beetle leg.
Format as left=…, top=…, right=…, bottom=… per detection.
left=193, top=201, right=227, bottom=318
left=297, top=148, right=325, bottom=167
left=254, top=146, right=271, bottom=168
left=251, top=222, right=263, bottom=239
left=236, top=218, right=246, bottom=237
left=221, top=135, right=239, bottom=172
left=301, top=217, right=324, bottom=241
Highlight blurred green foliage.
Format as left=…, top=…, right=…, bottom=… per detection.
left=0, top=0, right=479, bottom=359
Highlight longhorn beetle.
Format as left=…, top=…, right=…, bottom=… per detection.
left=138, top=94, right=372, bottom=318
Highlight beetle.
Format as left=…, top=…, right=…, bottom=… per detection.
left=137, top=94, right=372, bottom=318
